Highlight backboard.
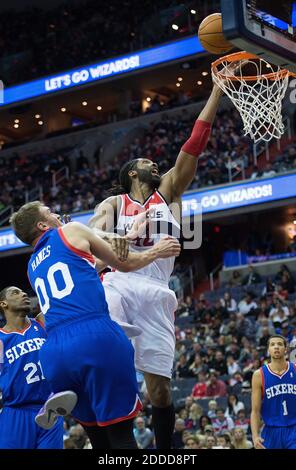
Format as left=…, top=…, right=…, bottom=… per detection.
left=220, top=0, right=296, bottom=72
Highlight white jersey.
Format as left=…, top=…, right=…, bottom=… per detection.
left=116, top=191, right=180, bottom=283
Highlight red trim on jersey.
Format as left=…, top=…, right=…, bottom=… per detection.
left=260, top=367, right=265, bottom=400
left=97, top=397, right=142, bottom=427
left=0, top=320, right=31, bottom=335
left=58, top=227, right=95, bottom=264
left=294, top=363, right=296, bottom=373
left=267, top=362, right=289, bottom=378
left=74, top=397, right=142, bottom=427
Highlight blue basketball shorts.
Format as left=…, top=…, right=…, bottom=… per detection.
left=262, top=423, right=296, bottom=449
left=39, top=314, right=141, bottom=427
left=0, top=405, right=63, bottom=449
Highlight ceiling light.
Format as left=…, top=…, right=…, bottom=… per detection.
left=172, top=24, right=179, bottom=30
left=293, top=220, right=296, bottom=225
left=146, top=97, right=151, bottom=102
left=97, top=106, right=102, bottom=110
left=191, top=9, right=196, bottom=14
left=61, top=107, right=66, bottom=112
left=14, top=123, right=19, bottom=128
left=38, top=120, right=43, bottom=125
left=202, top=71, right=208, bottom=76
left=35, top=114, right=41, bottom=119
left=14, top=119, right=20, bottom=123
left=197, top=81, right=202, bottom=85
left=82, top=101, right=88, bottom=106
left=178, top=77, right=183, bottom=82
left=176, top=83, right=181, bottom=87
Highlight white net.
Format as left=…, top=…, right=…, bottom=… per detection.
left=212, top=54, right=290, bottom=143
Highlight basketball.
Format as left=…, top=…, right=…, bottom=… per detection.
left=198, top=13, right=233, bottom=55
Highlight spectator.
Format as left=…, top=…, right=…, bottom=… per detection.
left=204, top=434, right=217, bottom=449
left=186, top=403, right=203, bottom=430
left=220, top=292, right=237, bottom=313
left=211, top=350, right=228, bottom=376
left=175, top=353, right=193, bottom=378
left=238, top=293, right=258, bottom=316
left=242, top=265, right=262, bottom=286
left=212, top=408, right=234, bottom=434
left=206, top=371, right=227, bottom=397
left=172, top=419, right=186, bottom=449
left=191, top=372, right=208, bottom=399
left=68, top=424, right=87, bottom=449
left=207, top=400, right=218, bottom=420
left=133, top=417, right=154, bottom=449
left=224, top=394, right=245, bottom=418
left=227, top=355, right=240, bottom=376
left=184, top=435, right=200, bottom=449
left=232, top=427, right=253, bottom=449
left=198, top=416, right=212, bottom=434
left=234, top=409, right=251, bottom=434
left=228, top=270, right=242, bottom=287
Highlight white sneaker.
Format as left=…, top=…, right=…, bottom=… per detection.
left=35, top=391, right=78, bottom=430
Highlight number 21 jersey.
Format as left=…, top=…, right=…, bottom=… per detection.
left=0, top=320, right=51, bottom=407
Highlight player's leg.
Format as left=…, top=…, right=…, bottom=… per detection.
left=105, top=419, right=138, bottom=449
left=0, top=408, right=36, bottom=449
left=144, top=372, right=175, bottom=449
left=79, top=424, right=110, bottom=449
left=132, top=282, right=177, bottom=449
left=36, top=416, right=64, bottom=449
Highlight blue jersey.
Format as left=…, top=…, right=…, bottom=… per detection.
left=27, top=227, right=109, bottom=332
left=261, top=362, right=296, bottom=427
left=0, top=319, right=51, bottom=407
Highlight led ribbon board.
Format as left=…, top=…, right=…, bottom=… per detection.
left=1, top=36, right=203, bottom=107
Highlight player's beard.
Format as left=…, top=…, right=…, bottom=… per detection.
left=136, top=168, right=161, bottom=189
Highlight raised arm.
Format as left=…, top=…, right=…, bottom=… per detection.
left=161, top=84, right=223, bottom=198
left=251, top=369, right=265, bottom=449
left=62, top=222, right=180, bottom=273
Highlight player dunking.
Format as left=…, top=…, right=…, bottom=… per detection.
left=251, top=335, right=296, bottom=449
left=10, top=201, right=180, bottom=449
left=89, top=83, right=224, bottom=448
left=0, top=286, right=65, bottom=449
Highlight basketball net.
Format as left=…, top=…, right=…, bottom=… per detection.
left=211, top=52, right=294, bottom=143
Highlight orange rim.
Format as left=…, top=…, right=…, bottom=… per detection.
left=211, top=51, right=296, bottom=81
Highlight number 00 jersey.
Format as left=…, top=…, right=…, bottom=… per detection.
left=0, top=320, right=51, bottom=407
left=116, top=191, right=180, bottom=283
left=27, top=227, right=109, bottom=332
left=261, top=362, right=296, bottom=426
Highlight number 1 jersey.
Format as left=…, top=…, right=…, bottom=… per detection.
left=0, top=320, right=51, bottom=407
left=261, top=362, right=296, bottom=426
left=27, top=227, right=109, bottom=333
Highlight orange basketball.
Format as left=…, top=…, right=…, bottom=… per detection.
left=198, top=13, right=233, bottom=55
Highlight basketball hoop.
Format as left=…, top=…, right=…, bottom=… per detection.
left=211, top=51, right=296, bottom=143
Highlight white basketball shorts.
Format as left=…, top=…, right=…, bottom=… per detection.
left=102, top=271, right=177, bottom=379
